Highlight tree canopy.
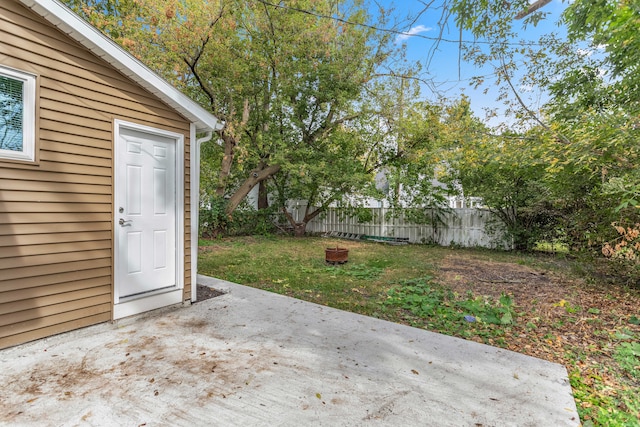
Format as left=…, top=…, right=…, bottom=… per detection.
left=432, top=0, right=640, bottom=253
left=64, top=0, right=640, bottom=256
left=65, top=0, right=424, bottom=235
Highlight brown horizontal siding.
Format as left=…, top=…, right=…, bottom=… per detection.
left=0, top=178, right=111, bottom=195
left=36, top=162, right=112, bottom=177
left=0, top=306, right=112, bottom=344
left=0, top=239, right=111, bottom=258
left=0, top=1, right=193, bottom=349
left=39, top=120, right=112, bottom=147
left=0, top=212, right=112, bottom=224
left=39, top=148, right=112, bottom=169
left=0, top=167, right=110, bottom=184
left=1, top=277, right=110, bottom=305
left=0, top=202, right=110, bottom=213
left=42, top=140, right=111, bottom=159
left=39, top=128, right=112, bottom=150
left=0, top=222, right=111, bottom=235
left=0, top=312, right=112, bottom=350
left=0, top=292, right=111, bottom=328
left=0, top=258, right=111, bottom=287
left=40, top=87, right=188, bottom=132
left=0, top=286, right=111, bottom=316
left=0, top=231, right=111, bottom=247
left=40, top=108, right=112, bottom=133
left=43, top=79, right=184, bottom=127
left=0, top=264, right=111, bottom=291
left=0, top=249, right=111, bottom=270
left=0, top=190, right=111, bottom=204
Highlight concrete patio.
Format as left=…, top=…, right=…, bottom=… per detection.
left=0, top=275, right=579, bottom=426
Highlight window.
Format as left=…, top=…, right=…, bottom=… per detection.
left=0, top=66, right=36, bottom=162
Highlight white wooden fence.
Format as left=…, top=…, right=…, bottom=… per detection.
left=290, top=206, right=510, bottom=248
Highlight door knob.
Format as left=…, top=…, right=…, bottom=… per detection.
left=119, top=218, right=132, bottom=226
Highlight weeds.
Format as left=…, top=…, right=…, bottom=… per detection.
left=383, top=277, right=517, bottom=341
left=325, top=263, right=384, bottom=280
left=613, top=342, right=640, bottom=382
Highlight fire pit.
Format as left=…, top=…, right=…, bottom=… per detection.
left=325, top=247, right=349, bottom=264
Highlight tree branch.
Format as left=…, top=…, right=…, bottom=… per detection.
left=499, top=57, right=571, bottom=144
left=515, top=0, right=552, bottom=20
left=183, top=9, right=225, bottom=112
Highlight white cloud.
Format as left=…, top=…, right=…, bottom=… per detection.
left=396, top=25, right=432, bottom=43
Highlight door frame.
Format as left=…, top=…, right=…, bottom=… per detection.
left=112, top=119, right=185, bottom=319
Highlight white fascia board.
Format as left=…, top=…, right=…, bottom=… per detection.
left=19, top=0, right=223, bottom=133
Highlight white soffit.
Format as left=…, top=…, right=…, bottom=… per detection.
left=18, top=0, right=223, bottom=133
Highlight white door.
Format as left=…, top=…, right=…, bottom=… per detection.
left=115, top=125, right=177, bottom=300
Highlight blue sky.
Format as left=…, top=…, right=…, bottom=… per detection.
left=371, top=0, right=570, bottom=126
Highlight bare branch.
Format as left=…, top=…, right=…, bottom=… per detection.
left=498, top=57, right=571, bottom=144
left=515, top=0, right=552, bottom=20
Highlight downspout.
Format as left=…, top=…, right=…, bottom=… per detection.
left=190, top=127, right=214, bottom=303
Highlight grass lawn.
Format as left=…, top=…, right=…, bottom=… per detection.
left=198, top=235, right=640, bottom=426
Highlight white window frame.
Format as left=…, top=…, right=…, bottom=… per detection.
left=0, top=66, right=36, bottom=162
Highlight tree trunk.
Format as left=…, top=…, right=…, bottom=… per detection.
left=293, top=222, right=306, bottom=237
left=215, top=131, right=236, bottom=197
left=258, top=179, right=269, bottom=210
left=225, top=164, right=281, bottom=215
left=281, top=205, right=325, bottom=237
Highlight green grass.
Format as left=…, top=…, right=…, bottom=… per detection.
left=534, top=241, right=570, bottom=254
left=198, top=235, right=640, bottom=426
left=199, top=236, right=443, bottom=317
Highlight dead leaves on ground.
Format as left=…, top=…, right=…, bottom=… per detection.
left=436, top=253, right=640, bottom=422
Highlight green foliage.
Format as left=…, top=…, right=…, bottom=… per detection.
left=200, top=196, right=281, bottom=237
left=227, top=206, right=281, bottom=236
left=334, top=206, right=374, bottom=224
left=613, top=342, right=640, bottom=382
left=199, top=196, right=229, bottom=238
left=571, top=367, right=640, bottom=427
left=442, top=122, right=562, bottom=250
left=385, top=277, right=516, bottom=327
left=444, top=0, right=640, bottom=257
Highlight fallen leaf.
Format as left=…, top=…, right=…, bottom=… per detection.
left=315, top=393, right=322, bottom=399
left=411, top=369, right=419, bottom=375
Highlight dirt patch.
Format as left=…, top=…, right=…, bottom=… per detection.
left=196, top=284, right=225, bottom=302
left=435, top=252, right=640, bottom=371
left=438, top=255, right=567, bottom=306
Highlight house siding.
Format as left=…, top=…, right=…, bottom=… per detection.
left=0, top=2, right=192, bottom=349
